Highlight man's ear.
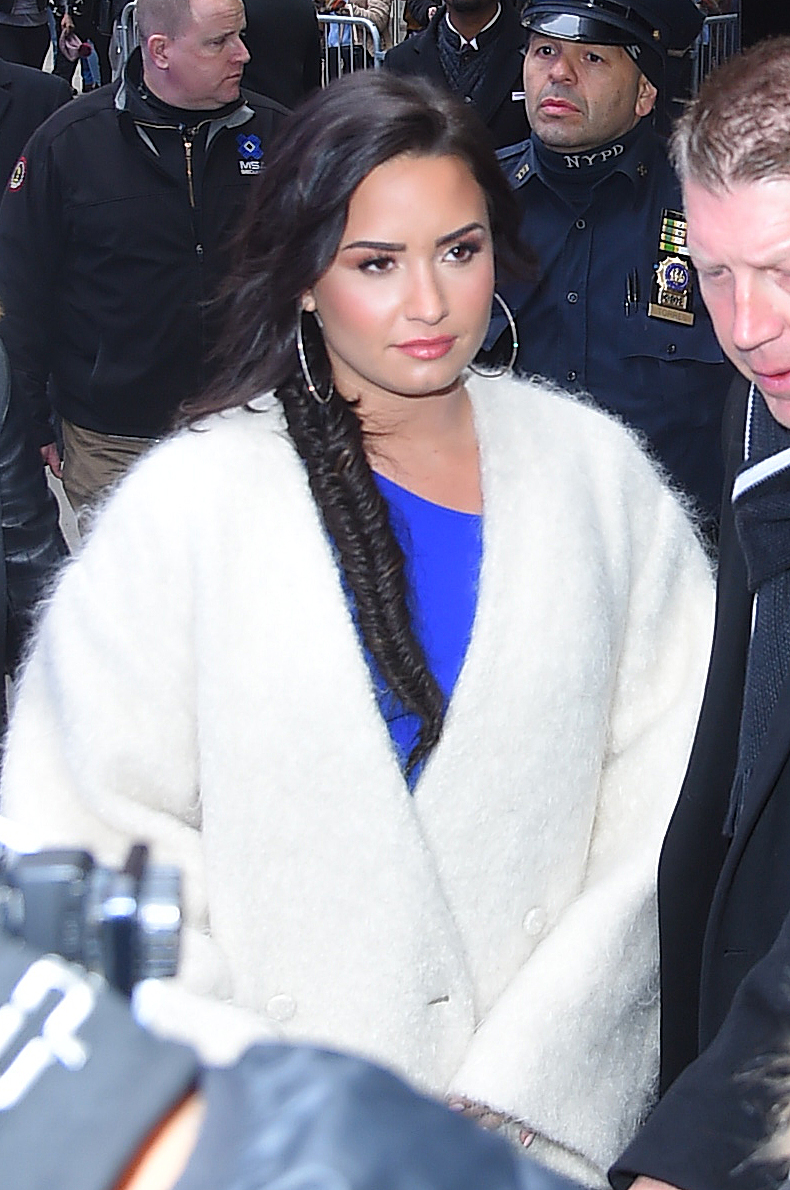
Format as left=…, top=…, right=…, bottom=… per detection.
left=635, top=73, right=658, bottom=119
left=146, top=33, right=171, bottom=69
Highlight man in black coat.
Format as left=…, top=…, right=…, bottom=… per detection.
left=0, top=57, right=71, bottom=186
left=242, top=0, right=320, bottom=109
left=0, top=338, right=65, bottom=733
left=384, top=0, right=529, bottom=149
left=611, top=36, right=790, bottom=1190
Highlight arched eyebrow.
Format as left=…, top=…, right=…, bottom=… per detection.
left=436, top=221, right=487, bottom=246
left=341, top=222, right=487, bottom=254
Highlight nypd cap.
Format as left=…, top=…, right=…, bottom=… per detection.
left=520, top=0, right=705, bottom=89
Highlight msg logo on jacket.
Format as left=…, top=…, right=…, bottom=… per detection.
left=237, top=134, right=263, bottom=176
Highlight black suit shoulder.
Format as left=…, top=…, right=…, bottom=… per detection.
left=384, top=18, right=442, bottom=78
left=0, top=59, right=72, bottom=106
left=0, top=60, right=72, bottom=186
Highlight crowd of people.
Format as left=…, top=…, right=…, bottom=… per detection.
left=5, top=4, right=790, bottom=1190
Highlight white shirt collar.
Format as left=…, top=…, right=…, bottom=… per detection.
left=445, top=2, right=501, bottom=50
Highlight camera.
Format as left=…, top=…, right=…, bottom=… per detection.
left=0, top=819, right=181, bottom=996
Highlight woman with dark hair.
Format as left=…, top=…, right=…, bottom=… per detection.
left=0, top=72, right=713, bottom=1187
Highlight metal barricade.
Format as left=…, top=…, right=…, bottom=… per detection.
left=111, top=0, right=138, bottom=80
left=390, top=0, right=407, bottom=46
left=316, top=14, right=384, bottom=85
left=692, top=13, right=740, bottom=93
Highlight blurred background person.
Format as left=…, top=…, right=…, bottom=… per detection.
left=0, top=0, right=50, bottom=68
left=0, top=339, right=65, bottom=736
left=385, top=0, right=529, bottom=149
left=242, top=0, right=320, bottom=108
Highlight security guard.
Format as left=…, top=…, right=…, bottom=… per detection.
left=494, top=0, right=731, bottom=527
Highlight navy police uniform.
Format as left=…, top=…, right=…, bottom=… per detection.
left=493, top=0, right=732, bottom=526
left=496, top=116, right=731, bottom=523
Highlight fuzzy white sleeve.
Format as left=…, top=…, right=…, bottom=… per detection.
left=449, top=477, right=715, bottom=1186
left=0, top=443, right=279, bottom=1062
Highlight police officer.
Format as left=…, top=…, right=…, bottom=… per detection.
left=495, top=0, right=731, bottom=527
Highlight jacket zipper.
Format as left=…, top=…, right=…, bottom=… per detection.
left=183, top=131, right=195, bottom=209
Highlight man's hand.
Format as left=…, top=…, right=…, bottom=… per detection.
left=40, top=442, right=62, bottom=478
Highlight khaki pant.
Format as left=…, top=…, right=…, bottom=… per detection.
left=61, top=419, right=156, bottom=530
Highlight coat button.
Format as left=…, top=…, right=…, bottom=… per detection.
left=522, top=907, right=547, bottom=936
left=266, top=994, right=296, bottom=1022
left=666, top=343, right=677, bottom=355
left=566, top=291, right=578, bottom=304
left=575, top=218, right=586, bottom=230
left=567, top=369, right=577, bottom=382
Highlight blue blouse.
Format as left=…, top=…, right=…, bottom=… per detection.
left=368, top=472, right=483, bottom=790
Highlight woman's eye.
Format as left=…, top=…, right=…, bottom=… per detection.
left=445, top=241, right=481, bottom=263
left=359, top=256, right=394, bottom=274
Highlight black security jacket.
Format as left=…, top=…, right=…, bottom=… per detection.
left=612, top=376, right=790, bottom=1190
left=0, top=54, right=286, bottom=445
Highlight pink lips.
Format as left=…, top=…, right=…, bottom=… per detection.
left=539, top=98, right=580, bottom=115
left=755, top=368, right=790, bottom=395
left=396, top=337, right=456, bottom=360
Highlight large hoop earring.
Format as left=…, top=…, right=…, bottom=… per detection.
left=468, top=292, right=518, bottom=377
left=296, top=307, right=334, bottom=405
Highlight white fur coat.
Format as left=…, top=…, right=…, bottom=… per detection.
left=1, top=374, right=714, bottom=1184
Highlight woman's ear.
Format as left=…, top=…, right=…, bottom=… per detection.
left=301, top=293, right=317, bottom=313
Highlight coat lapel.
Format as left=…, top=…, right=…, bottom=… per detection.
left=472, top=8, right=524, bottom=127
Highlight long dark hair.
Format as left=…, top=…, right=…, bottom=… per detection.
left=188, top=72, right=530, bottom=775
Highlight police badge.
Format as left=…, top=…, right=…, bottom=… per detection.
left=648, top=208, right=695, bottom=326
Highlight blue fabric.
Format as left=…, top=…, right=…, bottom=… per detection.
left=369, top=472, right=482, bottom=790
left=327, top=19, right=351, bottom=46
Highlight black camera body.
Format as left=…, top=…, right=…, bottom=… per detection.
left=0, top=837, right=181, bottom=996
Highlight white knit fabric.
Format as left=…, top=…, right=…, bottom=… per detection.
left=1, top=373, right=714, bottom=1184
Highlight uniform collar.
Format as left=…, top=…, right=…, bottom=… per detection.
left=501, top=115, right=657, bottom=193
